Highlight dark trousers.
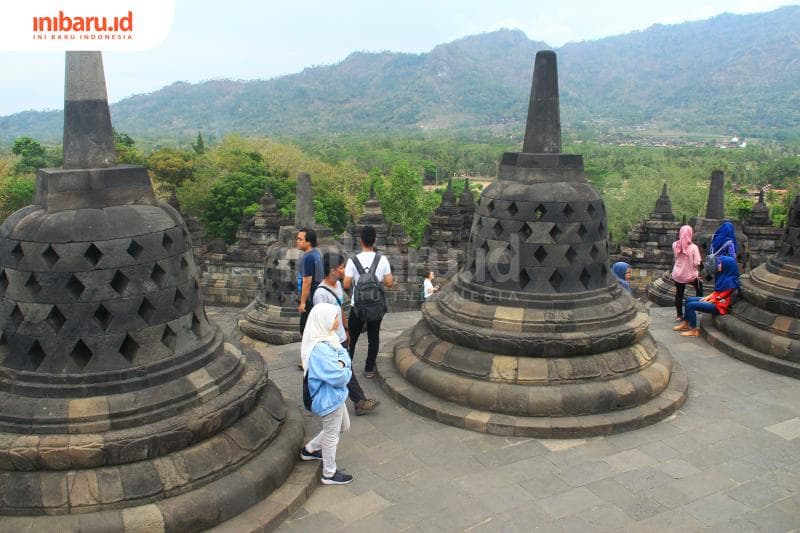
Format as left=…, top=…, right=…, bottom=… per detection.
left=674, top=278, right=703, bottom=317
left=683, top=297, right=718, bottom=328
left=341, top=340, right=366, bottom=403
left=348, top=310, right=382, bottom=372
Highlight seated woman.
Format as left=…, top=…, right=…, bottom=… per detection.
left=673, top=255, right=739, bottom=337
left=612, top=261, right=632, bottom=294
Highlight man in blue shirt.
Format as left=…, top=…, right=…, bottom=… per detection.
left=297, top=228, right=323, bottom=334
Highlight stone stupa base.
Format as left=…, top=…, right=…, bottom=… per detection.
left=0, top=381, right=306, bottom=531
left=239, top=300, right=301, bottom=345
left=378, top=328, right=688, bottom=438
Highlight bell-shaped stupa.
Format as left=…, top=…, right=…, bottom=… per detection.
left=378, top=51, right=687, bottom=437
left=0, top=53, right=302, bottom=529
left=703, top=194, right=800, bottom=377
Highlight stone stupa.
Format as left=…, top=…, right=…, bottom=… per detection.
left=622, top=183, right=681, bottom=298
left=378, top=51, right=687, bottom=437
left=239, top=173, right=343, bottom=344
left=0, top=52, right=301, bottom=530
left=743, top=189, right=783, bottom=269
left=703, top=194, right=800, bottom=377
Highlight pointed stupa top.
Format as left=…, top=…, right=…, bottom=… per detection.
left=650, top=183, right=675, bottom=221
left=747, top=189, right=772, bottom=226
left=775, top=194, right=800, bottom=265
left=459, top=179, right=476, bottom=210
left=295, top=172, right=315, bottom=228
left=705, top=170, right=725, bottom=219
left=441, top=179, right=457, bottom=208
left=63, top=52, right=116, bottom=169
left=358, top=182, right=386, bottom=226
left=522, top=50, right=561, bottom=154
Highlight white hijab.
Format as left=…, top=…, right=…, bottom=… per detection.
left=300, top=303, right=342, bottom=372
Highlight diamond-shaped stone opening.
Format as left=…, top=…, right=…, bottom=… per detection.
left=563, top=204, right=574, bottom=218
left=162, top=233, right=174, bottom=251
left=549, top=270, right=564, bottom=291
left=590, top=244, right=600, bottom=260
left=69, top=340, right=93, bottom=371
left=42, top=245, right=60, bottom=268
left=535, top=204, right=547, bottom=219
left=110, top=271, right=129, bottom=295
left=83, top=243, right=103, bottom=266
left=93, top=304, right=112, bottom=332
left=66, top=275, right=85, bottom=300
left=191, top=313, right=202, bottom=338
left=0, top=270, right=7, bottom=295
left=270, top=280, right=279, bottom=289
left=507, top=202, right=519, bottom=216
left=565, top=246, right=578, bottom=263
left=534, top=246, right=548, bottom=263
left=180, top=256, right=189, bottom=271
left=127, top=239, right=144, bottom=259
left=194, top=279, right=200, bottom=291
left=161, top=325, right=177, bottom=351
left=493, top=220, right=504, bottom=238
left=151, top=264, right=166, bottom=287
left=587, top=203, right=597, bottom=216
left=11, top=243, right=23, bottom=263
left=9, top=305, right=24, bottom=330
left=519, top=268, right=531, bottom=289
left=46, top=306, right=66, bottom=333
left=486, top=199, right=495, bottom=213
left=598, top=221, right=605, bottom=234
left=173, top=288, right=186, bottom=310
left=580, top=268, right=592, bottom=289
left=28, top=340, right=46, bottom=369
left=25, top=273, right=41, bottom=295
left=520, top=223, right=533, bottom=241
left=577, top=224, right=588, bottom=239
left=119, top=334, right=139, bottom=363
left=480, top=240, right=491, bottom=255
left=138, top=297, right=156, bottom=324
left=288, top=260, right=296, bottom=270
left=271, top=259, right=279, bottom=267
left=600, top=265, right=608, bottom=283
left=549, top=225, right=562, bottom=242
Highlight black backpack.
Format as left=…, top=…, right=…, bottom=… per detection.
left=302, top=372, right=313, bottom=411
left=352, top=254, right=387, bottom=322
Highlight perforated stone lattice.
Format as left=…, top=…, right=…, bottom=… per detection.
left=467, top=196, right=609, bottom=292
left=0, top=225, right=208, bottom=374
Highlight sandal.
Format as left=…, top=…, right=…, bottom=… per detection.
left=672, top=323, right=690, bottom=331
left=680, top=329, right=700, bottom=337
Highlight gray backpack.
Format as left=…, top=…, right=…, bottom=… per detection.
left=352, top=254, right=387, bottom=322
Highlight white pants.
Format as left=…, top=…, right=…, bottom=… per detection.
left=306, top=402, right=350, bottom=477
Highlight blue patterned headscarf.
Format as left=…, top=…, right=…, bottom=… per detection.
left=612, top=261, right=631, bottom=293
left=714, top=256, right=740, bottom=292
left=711, top=221, right=738, bottom=255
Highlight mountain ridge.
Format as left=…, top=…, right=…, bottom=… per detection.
left=2, top=6, right=799, bottom=143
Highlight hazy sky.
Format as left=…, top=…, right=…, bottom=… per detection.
left=1, top=0, right=798, bottom=116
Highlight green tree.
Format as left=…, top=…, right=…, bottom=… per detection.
left=11, top=136, right=48, bottom=174
left=202, top=171, right=270, bottom=243
left=0, top=175, right=36, bottom=220
left=192, top=131, right=206, bottom=155
left=112, top=130, right=145, bottom=165
left=147, top=148, right=195, bottom=193
left=375, top=162, right=439, bottom=245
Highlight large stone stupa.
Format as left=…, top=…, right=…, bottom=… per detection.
left=378, top=51, right=688, bottom=437
left=703, top=194, right=800, bottom=377
left=0, top=53, right=302, bottom=530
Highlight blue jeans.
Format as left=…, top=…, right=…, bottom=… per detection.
left=683, top=297, right=718, bottom=328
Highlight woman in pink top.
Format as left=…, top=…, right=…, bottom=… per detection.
left=671, top=225, right=703, bottom=321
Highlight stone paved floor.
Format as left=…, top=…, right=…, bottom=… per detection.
left=207, top=306, right=800, bottom=532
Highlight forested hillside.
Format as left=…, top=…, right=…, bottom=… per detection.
left=2, top=6, right=799, bottom=143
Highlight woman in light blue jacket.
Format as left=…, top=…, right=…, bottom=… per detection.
left=299, top=303, right=354, bottom=485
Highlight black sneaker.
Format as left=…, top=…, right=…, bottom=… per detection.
left=299, top=447, right=322, bottom=461
left=321, top=470, right=353, bottom=485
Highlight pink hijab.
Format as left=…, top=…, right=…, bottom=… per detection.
left=675, top=225, right=693, bottom=255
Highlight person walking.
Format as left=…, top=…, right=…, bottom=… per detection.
left=344, top=225, right=393, bottom=379
left=314, top=252, right=379, bottom=415
left=671, top=225, right=703, bottom=322
left=296, top=228, right=323, bottom=335
left=299, top=303, right=354, bottom=485
left=673, top=255, right=739, bottom=338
